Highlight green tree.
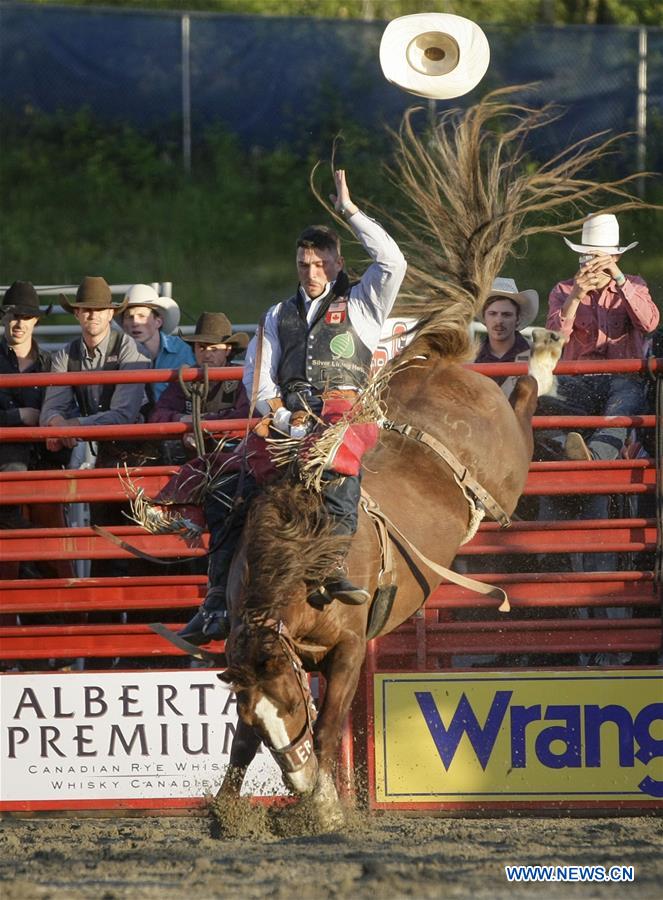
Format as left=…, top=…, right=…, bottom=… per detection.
left=24, top=0, right=663, bottom=26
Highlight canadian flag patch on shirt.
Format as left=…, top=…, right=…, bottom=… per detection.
left=325, top=300, right=347, bottom=325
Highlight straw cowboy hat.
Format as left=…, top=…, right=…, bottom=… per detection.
left=1, top=281, right=47, bottom=319
left=481, top=277, right=539, bottom=329
left=123, top=283, right=181, bottom=335
left=60, top=276, right=127, bottom=314
left=379, top=13, right=490, bottom=100
left=181, top=312, right=249, bottom=352
left=563, top=213, right=638, bottom=255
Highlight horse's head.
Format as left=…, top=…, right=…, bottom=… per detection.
left=218, top=620, right=319, bottom=794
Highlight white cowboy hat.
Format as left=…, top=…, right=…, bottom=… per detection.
left=480, top=277, right=539, bottom=329
left=122, top=283, right=180, bottom=335
left=563, top=213, right=638, bottom=255
left=379, top=13, right=490, bottom=100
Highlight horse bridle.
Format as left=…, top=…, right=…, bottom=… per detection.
left=259, top=619, right=318, bottom=774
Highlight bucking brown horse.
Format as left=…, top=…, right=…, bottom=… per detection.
left=216, top=339, right=540, bottom=828
left=179, top=87, right=649, bottom=828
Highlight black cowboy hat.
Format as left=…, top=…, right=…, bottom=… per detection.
left=60, top=276, right=128, bottom=314
left=181, top=312, right=249, bottom=351
left=1, top=281, right=46, bottom=318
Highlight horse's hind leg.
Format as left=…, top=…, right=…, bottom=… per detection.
left=312, top=633, right=365, bottom=829
left=510, top=374, right=539, bottom=456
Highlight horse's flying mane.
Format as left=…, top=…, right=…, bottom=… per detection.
left=312, top=85, right=655, bottom=368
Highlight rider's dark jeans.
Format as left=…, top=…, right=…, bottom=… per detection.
left=321, top=472, right=361, bottom=537
left=203, top=472, right=259, bottom=612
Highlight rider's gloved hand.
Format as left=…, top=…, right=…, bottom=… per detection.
left=289, top=410, right=310, bottom=439
left=272, top=406, right=292, bottom=434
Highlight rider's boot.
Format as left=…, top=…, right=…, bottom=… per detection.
left=307, top=556, right=370, bottom=609
left=178, top=525, right=238, bottom=646
left=178, top=587, right=230, bottom=646
left=308, top=474, right=369, bottom=608
left=324, top=566, right=370, bottom=605
left=179, top=477, right=260, bottom=645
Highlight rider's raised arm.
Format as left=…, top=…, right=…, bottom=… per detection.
left=346, top=210, right=407, bottom=321
left=342, top=218, right=406, bottom=358
left=334, top=169, right=406, bottom=324
left=335, top=170, right=406, bottom=334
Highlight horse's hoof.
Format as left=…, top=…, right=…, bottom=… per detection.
left=311, top=771, right=346, bottom=832
left=315, top=804, right=346, bottom=832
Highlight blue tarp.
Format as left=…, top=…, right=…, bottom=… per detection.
left=1, top=4, right=661, bottom=166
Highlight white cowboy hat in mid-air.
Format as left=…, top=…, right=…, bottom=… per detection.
left=481, top=277, right=539, bottom=329
left=122, top=283, right=181, bottom=335
left=379, top=13, right=490, bottom=100
left=563, top=213, right=638, bottom=255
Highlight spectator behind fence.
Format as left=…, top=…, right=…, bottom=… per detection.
left=40, top=276, right=151, bottom=466
left=475, top=277, right=538, bottom=399
left=149, top=312, right=250, bottom=459
left=462, top=279, right=544, bottom=659
left=0, top=281, right=72, bottom=580
left=542, top=213, right=659, bottom=664
left=39, top=276, right=151, bottom=580
left=121, top=284, right=194, bottom=403
left=1, top=282, right=51, bottom=480
left=544, top=212, right=658, bottom=462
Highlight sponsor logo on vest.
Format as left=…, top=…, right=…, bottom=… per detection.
left=329, top=332, right=355, bottom=359
left=371, top=347, right=389, bottom=373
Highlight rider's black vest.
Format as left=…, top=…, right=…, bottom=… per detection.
left=276, top=273, right=373, bottom=395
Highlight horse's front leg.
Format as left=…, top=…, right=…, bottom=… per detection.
left=215, top=716, right=261, bottom=801
left=311, top=632, right=365, bottom=828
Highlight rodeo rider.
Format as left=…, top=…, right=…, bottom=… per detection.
left=178, top=169, right=407, bottom=646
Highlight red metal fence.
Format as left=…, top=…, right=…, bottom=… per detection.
left=0, top=357, right=660, bottom=816
left=0, top=359, right=660, bottom=667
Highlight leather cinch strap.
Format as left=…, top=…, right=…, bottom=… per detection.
left=360, top=489, right=510, bottom=613
left=382, top=420, right=512, bottom=528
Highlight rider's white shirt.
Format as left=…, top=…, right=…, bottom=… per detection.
left=243, top=210, right=406, bottom=415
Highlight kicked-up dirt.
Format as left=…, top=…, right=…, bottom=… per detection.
left=0, top=808, right=661, bottom=899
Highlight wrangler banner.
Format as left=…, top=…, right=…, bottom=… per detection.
left=373, top=670, right=663, bottom=809
left=0, top=671, right=284, bottom=810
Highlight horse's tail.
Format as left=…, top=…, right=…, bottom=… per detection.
left=242, top=478, right=348, bottom=615
left=380, top=86, right=654, bottom=366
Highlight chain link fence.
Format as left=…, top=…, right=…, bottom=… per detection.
left=1, top=3, right=661, bottom=171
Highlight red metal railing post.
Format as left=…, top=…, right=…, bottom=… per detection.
left=363, top=639, right=379, bottom=810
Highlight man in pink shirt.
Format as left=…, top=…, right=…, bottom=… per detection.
left=545, top=212, right=658, bottom=462
left=542, top=214, right=658, bottom=664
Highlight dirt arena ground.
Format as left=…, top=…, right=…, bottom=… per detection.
left=1, top=810, right=661, bottom=900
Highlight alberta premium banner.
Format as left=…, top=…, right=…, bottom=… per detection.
left=0, top=671, right=284, bottom=806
